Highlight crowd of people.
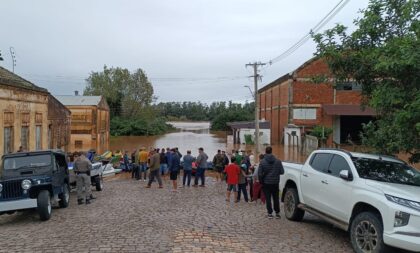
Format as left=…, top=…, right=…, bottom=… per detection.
left=119, top=145, right=285, bottom=219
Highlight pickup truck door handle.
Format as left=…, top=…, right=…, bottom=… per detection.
left=302, top=173, right=308, bottom=177
left=321, top=180, right=328, bottom=185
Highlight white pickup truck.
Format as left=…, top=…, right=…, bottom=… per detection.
left=280, top=149, right=420, bottom=253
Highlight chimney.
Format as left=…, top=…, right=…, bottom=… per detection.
left=74, top=90, right=79, bottom=96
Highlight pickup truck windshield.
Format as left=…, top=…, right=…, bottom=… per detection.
left=353, top=158, right=420, bottom=186
left=3, top=154, right=52, bottom=170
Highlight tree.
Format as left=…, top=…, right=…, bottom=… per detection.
left=0, top=50, right=3, bottom=61
left=84, top=66, right=155, bottom=118
left=313, top=0, right=420, bottom=163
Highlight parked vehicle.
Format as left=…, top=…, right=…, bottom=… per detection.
left=68, top=162, right=104, bottom=191
left=0, top=150, right=70, bottom=221
left=280, top=148, right=420, bottom=253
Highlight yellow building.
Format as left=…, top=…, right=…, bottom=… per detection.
left=55, top=95, right=110, bottom=153
left=0, top=67, right=49, bottom=156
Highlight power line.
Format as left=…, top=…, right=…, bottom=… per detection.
left=267, top=0, right=350, bottom=66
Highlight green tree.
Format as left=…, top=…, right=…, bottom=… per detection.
left=313, top=0, right=420, bottom=162
left=84, top=66, right=155, bottom=118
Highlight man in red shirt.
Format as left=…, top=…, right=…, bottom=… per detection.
left=224, top=156, right=240, bottom=202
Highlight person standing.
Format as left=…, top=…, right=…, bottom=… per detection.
left=146, top=149, right=163, bottom=188
left=234, top=150, right=243, bottom=166
left=138, top=147, right=148, bottom=181
left=168, top=148, right=180, bottom=192
left=237, top=164, right=249, bottom=203
left=194, top=147, right=208, bottom=187
left=212, top=150, right=225, bottom=182
left=131, top=149, right=138, bottom=179
left=123, top=150, right=130, bottom=172
left=224, top=157, right=240, bottom=202
left=258, top=146, right=284, bottom=219
left=159, top=148, right=168, bottom=176
left=182, top=150, right=195, bottom=187
left=73, top=152, right=95, bottom=205
left=253, top=154, right=266, bottom=204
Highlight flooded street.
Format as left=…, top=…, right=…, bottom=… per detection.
left=110, top=121, right=307, bottom=163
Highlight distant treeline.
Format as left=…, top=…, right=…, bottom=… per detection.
left=153, top=101, right=255, bottom=131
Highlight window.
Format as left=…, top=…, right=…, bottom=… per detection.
left=353, top=158, right=420, bottom=186
left=4, top=112, right=14, bottom=125
left=336, top=82, right=362, bottom=91
left=21, top=126, right=29, bottom=151
left=71, top=114, right=88, bottom=122
left=36, top=125, right=42, bottom=150
left=293, top=108, right=317, bottom=120
left=75, top=140, right=83, bottom=149
left=328, top=155, right=351, bottom=177
left=310, top=153, right=333, bottom=172
left=35, top=113, right=43, bottom=124
left=21, top=113, right=30, bottom=125
left=4, top=127, right=14, bottom=154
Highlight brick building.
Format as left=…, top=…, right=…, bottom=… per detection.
left=0, top=66, right=70, bottom=157
left=258, top=58, right=375, bottom=145
left=55, top=95, right=110, bottom=153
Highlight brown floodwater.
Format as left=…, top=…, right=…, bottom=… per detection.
left=109, top=122, right=418, bottom=168
left=109, top=122, right=308, bottom=163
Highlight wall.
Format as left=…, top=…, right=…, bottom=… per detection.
left=238, top=128, right=270, bottom=145
left=48, top=95, right=71, bottom=151
left=0, top=84, right=49, bottom=157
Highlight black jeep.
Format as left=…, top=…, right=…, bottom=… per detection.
left=0, top=150, right=70, bottom=221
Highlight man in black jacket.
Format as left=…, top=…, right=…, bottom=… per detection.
left=258, top=146, right=284, bottom=219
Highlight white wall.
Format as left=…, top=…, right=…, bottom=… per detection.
left=238, top=128, right=270, bottom=145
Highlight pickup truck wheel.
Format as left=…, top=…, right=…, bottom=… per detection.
left=95, top=176, right=103, bottom=191
left=350, top=212, right=387, bottom=253
left=37, top=190, right=52, bottom=221
left=58, top=183, right=70, bottom=208
left=284, top=188, right=305, bottom=221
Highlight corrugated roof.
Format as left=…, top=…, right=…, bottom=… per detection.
left=0, top=66, right=48, bottom=93
left=227, top=121, right=270, bottom=129
left=54, top=95, right=102, bottom=106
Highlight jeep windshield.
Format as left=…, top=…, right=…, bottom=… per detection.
left=353, top=158, right=420, bottom=186
left=3, top=154, right=52, bottom=170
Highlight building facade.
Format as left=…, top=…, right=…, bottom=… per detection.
left=55, top=95, right=110, bottom=153
left=0, top=67, right=69, bottom=157
left=258, top=58, right=375, bottom=146
left=48, top=95, right=71, bottom=151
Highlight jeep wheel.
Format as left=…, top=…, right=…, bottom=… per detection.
left=350, top=212, right=387, bottom=253
left=59, top=183, right=70, bottom=208
left=95, top=176, right=103, bottom=191
left=37, top=190, right=52, bottom=221
left=283, top=187, right=305, bottom=221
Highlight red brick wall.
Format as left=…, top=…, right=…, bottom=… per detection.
left=293, top=82, right=334, bottom=104
left=296, top=58, right=331, bottom=78
left=336, top=90, right=362, bottom=104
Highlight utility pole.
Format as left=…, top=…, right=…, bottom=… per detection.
left=246, top=62, right=266, bottom=157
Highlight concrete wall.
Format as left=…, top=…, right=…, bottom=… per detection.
left=238, top=128, right=270, bottom=145
left=0, top=84, right=49, bottom=157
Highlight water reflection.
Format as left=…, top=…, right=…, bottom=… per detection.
left=110, top=122, right=308, bottom=163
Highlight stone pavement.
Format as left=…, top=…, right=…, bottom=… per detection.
left=0, top=174, right=353, bottom=253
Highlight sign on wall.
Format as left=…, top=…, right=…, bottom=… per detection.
left=293, top=108, right=317, bottom=120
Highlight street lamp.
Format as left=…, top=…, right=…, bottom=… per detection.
left=244, top=85, right=254, bottom=97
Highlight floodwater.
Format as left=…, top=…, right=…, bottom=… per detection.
left=109, top=122, right=308, bottom=163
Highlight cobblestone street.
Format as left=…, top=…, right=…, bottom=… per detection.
left=0, top=174, right=353, bottom=253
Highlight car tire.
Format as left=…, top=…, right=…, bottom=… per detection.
left=58, top=183, right=70, bottom=208
left=95, top=176, right=103, bottom=191
left=37, top=190, right=52, bottom=221
left=283, top=187, right=305, bottom=221
left=350, top=212, right=388, bottom=253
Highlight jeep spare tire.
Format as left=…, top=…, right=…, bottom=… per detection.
left=37, top=190, right=52, bottom=221
left=95, top=176, right=103, bottom=191
left=59, top=183, right=70, bottom=208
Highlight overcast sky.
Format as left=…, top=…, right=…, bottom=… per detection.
left=0, top=0, right=369, bottom=103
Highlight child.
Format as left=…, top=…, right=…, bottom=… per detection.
left=224, top=156, right=240, bottom=202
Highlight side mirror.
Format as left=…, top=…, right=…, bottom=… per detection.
left=339, top=170, right=353, bottom=181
